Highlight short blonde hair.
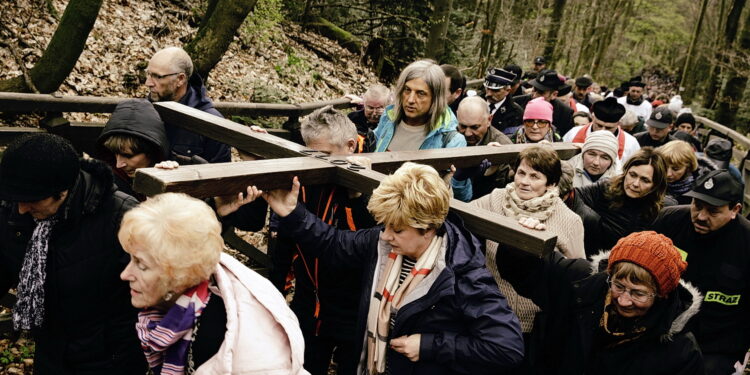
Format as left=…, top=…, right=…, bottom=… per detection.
left=118, top=193, right=223, bottom=292
left=367, top=162, right=450, bottom=230
left=658, top=140, right=698, bottom=172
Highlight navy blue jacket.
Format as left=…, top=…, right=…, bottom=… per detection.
left=159, top=73, right=231, bottom=163
left=278, top=203, right=524, bottom=375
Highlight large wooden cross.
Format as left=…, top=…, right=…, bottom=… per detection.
left=134, top=102, right=579, bottom=257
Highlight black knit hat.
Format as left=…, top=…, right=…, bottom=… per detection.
left=0, top=133, right=80, bottom=202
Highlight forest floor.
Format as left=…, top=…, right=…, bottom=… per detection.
left=0, top=0, right=381, bottom=373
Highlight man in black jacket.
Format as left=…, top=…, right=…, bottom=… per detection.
left=653, top=169, right=750, bottom=375
left=145, top=47, right=231, bottom=163
left=0, top=134, right=145, bottom=374
left=480, top=68, right=523, bottom=136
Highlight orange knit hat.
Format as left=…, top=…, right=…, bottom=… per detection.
left=608, top=231, right=687, bottom=298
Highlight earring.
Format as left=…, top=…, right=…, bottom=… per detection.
left=163, top=292, right=174, bottom=301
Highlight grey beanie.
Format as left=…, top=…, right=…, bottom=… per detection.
left=583, top=130, right=618, bottom=163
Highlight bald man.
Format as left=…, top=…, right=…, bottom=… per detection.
left=144, top=47, right=230, bottom=163
left=455, top=97, right=512, bottom=199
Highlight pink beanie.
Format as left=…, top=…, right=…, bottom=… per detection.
left=523, top=97, right=553, bottom=123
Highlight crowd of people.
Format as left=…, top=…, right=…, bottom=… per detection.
left=0, top=47, right=748, bottom=375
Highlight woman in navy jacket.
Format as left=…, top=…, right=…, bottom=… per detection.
left=257, top=162, right=524, bottom=375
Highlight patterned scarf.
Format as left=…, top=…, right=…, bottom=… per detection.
left=501, top=183, right=560, bottom=221
left=668, top=174, right=695, bottom=197
left=136, top=281, right=211, bottom=375
left=513, top=127, right=557, bottom=144
left=366, top=235, right=444, bottom=374
left=13, top=216, right=58, bottom=330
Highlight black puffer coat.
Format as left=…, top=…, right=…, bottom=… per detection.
left=0, top=159, right=145, bottom=375
left=497, top=249, right=705, bottom=375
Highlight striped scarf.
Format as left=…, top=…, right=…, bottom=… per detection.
left=366, top=234, right=443, bottom=374
left=136, top=280, right=211, bottom=375
left=13, top=217, right=58, bottom=330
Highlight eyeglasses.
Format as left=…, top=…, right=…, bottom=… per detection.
left=607, top=277, right=655, bottom=304
left=146, top=71, right=182, bottom=80
left=364, top=104, right=386, bottom=113
left=523, top=119, right=550, bottom=128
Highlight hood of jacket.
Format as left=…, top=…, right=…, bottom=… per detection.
left=589, top=250, right=702, bottom=342
left=98, top=99, right=170, bottom=161
left=180, top=73, right=219, bottom=114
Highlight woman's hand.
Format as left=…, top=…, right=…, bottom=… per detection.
left=442, top=165, right=456, bottom=186
left=390, top=334, right=420, bottom=362
left=249, top=125, right=268, bottom=134
left=154, top=160, right=180, bottom=169
left=262, top=176, right=300, bottom=217
left=487, top=141, right=505, bottom=147
left=518, top=217, right=546, bottom=231
left=214, top=186, right=263, bottom=217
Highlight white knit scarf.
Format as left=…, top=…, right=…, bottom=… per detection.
left=501, top=183, right=559, bottom=221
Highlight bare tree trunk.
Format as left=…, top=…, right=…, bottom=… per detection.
left=0, top=0, right=104, bottom=93
left=184, top=0, right=257, bottom=80
left=477, top=0, right=502, bottom=76
left=680, top=0, right=710, bottom=103
left=705, top=0, right=745, bottom=108
left=425, top=0, right=454, bottom=61
left=716, top=1, right=750, bottom=127
left=541, top=0, right=567, bottom=66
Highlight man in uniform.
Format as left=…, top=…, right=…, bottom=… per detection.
left=653, top=169, right=750, bottom=375
left=481, top=68, right=523, bottom=136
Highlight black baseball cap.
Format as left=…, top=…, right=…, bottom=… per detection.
left=646, top=106, right=673, bottom=129
left=534, top=56, right=546, bottom=65
left=684, top=169, right=743, bottom=207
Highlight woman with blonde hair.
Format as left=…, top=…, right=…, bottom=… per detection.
left=257, top=162, right=524, bottom=375
left=656, top=140, right=700, bottom=204
left=119, top=193, right=307, bottom=374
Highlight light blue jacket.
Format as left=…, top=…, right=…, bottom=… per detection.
left=372, top=105, right=472, bottom=201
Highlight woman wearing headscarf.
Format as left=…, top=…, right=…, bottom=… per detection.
left=118, top=193, right=308, bottom=374
left=260, top=162, right=524, bottom=375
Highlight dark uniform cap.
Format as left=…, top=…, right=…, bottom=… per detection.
left=575, top=76, right=593, bottom=88
left=503, top=64, right=522, bottom=84
left=646, top=106, right=673, bottom=129
left=0, top=133, right=80, bottom=202
left=592, top=97, right=626, bottom=123
left=704, top=138, right=733, bottom=169
left=684, top=169, right=743, bottom=207
left=484, top=68, right=517, bottom=89
left=529, top=69, right=564, bottom=92
left=534, top=56, right=546, bottom=65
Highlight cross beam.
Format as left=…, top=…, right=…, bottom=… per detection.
left=134, top=102, right=580, bottom=257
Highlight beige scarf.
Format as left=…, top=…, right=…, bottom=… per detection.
left=501, top=182, right=559, bottom=221
left=366, top=234, right=444, bottom=374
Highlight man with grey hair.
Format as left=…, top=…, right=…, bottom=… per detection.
left=268, top=106, right=377, bottom=375
left=145, top=46, right=230, bottom=163
left=347, top=84, right=390, bottom=136
left=372, top=60, right=471, bottom=201
left=453, top=96, right=512, bottom=199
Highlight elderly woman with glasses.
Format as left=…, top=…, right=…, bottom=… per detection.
left=118, top=193, right=308, bottom=374
left=496, top=230, right=705, bottom=374
left=512, top=97, right=562, bottom=144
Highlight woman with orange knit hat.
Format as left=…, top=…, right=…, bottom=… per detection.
left=497, top=231, right=705, bottom=374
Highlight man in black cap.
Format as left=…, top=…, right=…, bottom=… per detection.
left=634, top=105, right=677, bottom=148
left=515, top=69, right=575, bottom=136
left=653, top=169, right=750, bottom=375
left=480, top=67, right=524, bottom=135
left=504, top=64, right=524, bottom=97
left=563, top=96, right=640, bottom=162
left=702, top=137, right=743, bottom=182
left=533, top=56, right=546, bottom=72
left=617, top=78, right=652, bottom=122
left=573, top=76, right=594, bottom=109
left=0, top=134, right=146, bottom=374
